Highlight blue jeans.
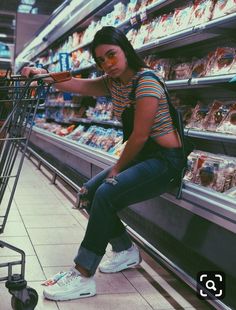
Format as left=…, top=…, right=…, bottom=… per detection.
left=74, top=147, right=185, bottom=275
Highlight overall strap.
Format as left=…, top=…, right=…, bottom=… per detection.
left=129, top=71, right=185, bottom=156
left=129, top=71, right=188, bottom=199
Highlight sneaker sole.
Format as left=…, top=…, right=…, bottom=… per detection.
left=43, top=288, right=96, bottom=301
left=99, top=255, right=142, bottom=274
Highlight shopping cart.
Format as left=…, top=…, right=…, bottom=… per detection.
left=0, top=69, right=50, bottom=310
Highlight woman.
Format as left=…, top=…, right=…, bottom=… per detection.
left=21, top=26, right=185, bottom=301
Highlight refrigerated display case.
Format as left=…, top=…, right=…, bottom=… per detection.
left=15, top=1, right=236, bottom=309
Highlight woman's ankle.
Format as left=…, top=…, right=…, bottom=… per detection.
left=75, top=264, right=91, bottom=277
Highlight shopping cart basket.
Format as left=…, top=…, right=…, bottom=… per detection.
left=0, top=69, right=50, bottom=310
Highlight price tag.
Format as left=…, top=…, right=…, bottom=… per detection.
left=130, top=14, right=138, bottom=26
left=140, top=9, right=147, bottom=22
left=191, top=79, right=198, bottom=85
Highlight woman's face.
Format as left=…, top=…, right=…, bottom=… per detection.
left=95, top=44, right=128, bottom=78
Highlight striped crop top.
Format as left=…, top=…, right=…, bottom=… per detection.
left=105, top=69, right=175, bottom=138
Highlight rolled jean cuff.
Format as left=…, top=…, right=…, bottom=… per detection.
left=110, top=231, right=132, bottom=252
left=74, top=246, right=102, bottom=276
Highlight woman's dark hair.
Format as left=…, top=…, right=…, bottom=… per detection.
left=91, top=26, right=148, bottom=71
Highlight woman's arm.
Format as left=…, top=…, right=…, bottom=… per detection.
left=21, top=67, right=109, bottom=97
left=109, top=96, right=159, bottom=177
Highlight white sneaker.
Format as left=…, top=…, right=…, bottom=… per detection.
left=99, top=244, right=141, bottom=273
left=43, top=268, right=96, bottom=301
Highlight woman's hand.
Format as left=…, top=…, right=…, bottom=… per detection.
left=107, top=165, right=120, bottom=178
left=21, top=66, right=47, bottom=78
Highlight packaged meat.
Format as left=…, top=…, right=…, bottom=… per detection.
left=170, top=61, right=193, bottom=80
left=191, top=57, right=208, bottom=77
left=202, top=100, right=228, bottom=131
left=144, top=56, right=172, bottom=80
left=172, top=4, right=193, bottom=33
left=216, top=103, right=236, bottom=135
left=188, top=0, right=215, bottom=27
left=185, top=102, right=209, bottom=130
left=205, top=47, right=236, bottom=76
left=212, top=0, right=236, bottom=20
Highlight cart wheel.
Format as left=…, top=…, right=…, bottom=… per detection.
left=11, top=288, right=38, bottom=310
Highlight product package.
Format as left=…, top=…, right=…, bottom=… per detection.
left=212, top=0, right=236, bottom=20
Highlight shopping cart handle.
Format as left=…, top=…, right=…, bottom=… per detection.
left=30, top=72, right=72, bottom=83
left=30, top=73, right=52, bottom=80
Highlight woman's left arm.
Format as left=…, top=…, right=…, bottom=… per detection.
left=108, top=96, right=159, bottom=177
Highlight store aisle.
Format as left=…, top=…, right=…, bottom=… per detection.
left=0, top=157, right=214, bottom=310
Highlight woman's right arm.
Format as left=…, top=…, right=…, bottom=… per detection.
left=21, top=67, right=110, bottom=97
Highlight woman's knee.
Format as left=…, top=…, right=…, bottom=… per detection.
left=92, top=182, right=118, bottom=212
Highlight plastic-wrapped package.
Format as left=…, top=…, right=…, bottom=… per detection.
left=144, top=17, right=162, bottom=42
left=191, top=57, right=208, bottom=77
left=113, top=2, right=127, bottom=25
left=197, top=157, right=219, bottom=188
left=133, top=23, right=150, bottom=48
left=212, top=0, right=236, bottom=20
left=216, top=103, right=236, bottom=135
left=172, top=4, right=194, bottom=33
left=170, top=61, right=193, bottom=80
left=185, top=102, right=209, bottom=130
left=202, top=100, right=230, bottom=131
left=66, top=124, right=86, bottom=141
left=184, top=151, right=208, bottom=183
left=205, top=47, right=235, bottom=76
left=169, top=92, right=195, bottom=125
left=125, top=0, right=138, bottom=20
left=158, top=13, right=175, bottom=37
left=212, top=157, right=236, bottom=192
left=184, top=151, right=236, bottom=193
left=188, top=0, right=215, bottom=27
left=126, top=28, right=138, bottom=46
left=144, top=55, right=172, bottom=80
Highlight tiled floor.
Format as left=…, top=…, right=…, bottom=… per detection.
left=0, top=157, right=215, bottom=310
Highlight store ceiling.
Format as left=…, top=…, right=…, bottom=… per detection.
left=0, top=0, right=66, bottom=45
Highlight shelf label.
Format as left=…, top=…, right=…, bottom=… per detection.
left=59, top=52, right=70, bottom=71
left=191, top=79, right=199, bottom=85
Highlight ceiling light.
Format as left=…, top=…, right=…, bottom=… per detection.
left=31, top=7, right=38, bottom=14
left=0, top=34, right=7, bottom=38
left=21, top=0, right=36, bottom=5
left=18, top=4, right=32, bottom=13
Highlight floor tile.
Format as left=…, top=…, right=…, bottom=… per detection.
left=21, top=214, right=78, bottom=228
left=28, top=227, right=85, bottom=245
left=1, top=221, right=28, bottom=237
left=95, top=272, right=137, bottom=294
left=18, top=204, right=70, bottom=215
left=56, top=293, right=153, bottom=310
left=34, top=244, right=80, bottom=267
left=0, top=236, right=35, bottom=256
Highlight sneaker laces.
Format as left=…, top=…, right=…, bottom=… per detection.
left=57, top=268, right=81, bottom=287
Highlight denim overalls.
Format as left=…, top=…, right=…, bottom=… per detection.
left=73, top=73, right=186, bottom=275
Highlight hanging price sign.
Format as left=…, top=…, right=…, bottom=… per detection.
left=59, top=52, right=70, bottom=71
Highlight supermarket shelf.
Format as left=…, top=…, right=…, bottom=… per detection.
left=137, top=13, right=236, bottom=54
left=45, top=103, right=81, bottom=108
left=20, top=3, right=236, bottom=70
left=32, top=126, right=236, bottom=233
left=70, top=117, right=122, bottom=127
left=166, top=74, right=236, bottom=89
left=184, top=129, right=236, bottom=143
left=162, top=182, right=236, bottom=234
left=32, top=126, right=116, bottom=168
